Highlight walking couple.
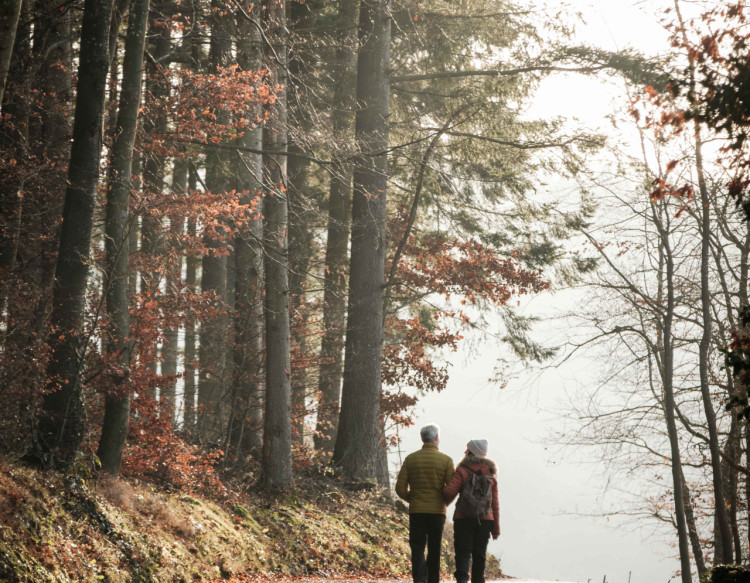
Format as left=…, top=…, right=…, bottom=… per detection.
left=396, top=424, right=500, bottom=583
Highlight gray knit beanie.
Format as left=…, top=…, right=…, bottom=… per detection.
left=467, top=439, right=488, bottom=458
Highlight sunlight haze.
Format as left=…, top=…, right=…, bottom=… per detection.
left=393, top=2, right=684, bottom=582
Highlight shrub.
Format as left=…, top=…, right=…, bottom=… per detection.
left=701, top=565, right=750, bottom=583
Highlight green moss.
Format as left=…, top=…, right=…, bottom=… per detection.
left=0, top=464, right=502, bottom=581
left=232, top=504, right=250, bottom=519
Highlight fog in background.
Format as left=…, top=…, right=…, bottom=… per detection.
left=389, top=2, right=685, bottom=582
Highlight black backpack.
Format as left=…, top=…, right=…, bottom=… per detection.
left=456, top=467, right=493, bottom=522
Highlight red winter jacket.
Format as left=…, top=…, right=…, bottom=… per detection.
left=442, top=455, right=500, bottom=538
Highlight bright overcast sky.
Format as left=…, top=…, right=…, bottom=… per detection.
left=389, top=2, right=683, bottom=583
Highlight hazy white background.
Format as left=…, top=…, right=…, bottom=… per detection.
left=390, top=2, right=685, bottom=582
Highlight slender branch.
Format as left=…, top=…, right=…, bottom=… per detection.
left=185, top=137, right=333, bottom=165
left=385, top=110, right=468, bottom=294
left=391, top=64, right=611, bottom=83
left=433, top=129, right=603, bottom=150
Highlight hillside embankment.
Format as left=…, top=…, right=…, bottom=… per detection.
left=0, top=463, right=501, bottom=582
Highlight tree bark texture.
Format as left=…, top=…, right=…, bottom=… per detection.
left=178, top=0, right=201, bottom=436
left=140, top=0, right=170, bottom=393
left=34, top=0, right=114, bottom=466
left=32, top=0, right=72, bottom=156
left=97, top=0, right=149, bottom=476
left=287, top=148, right=313, bottom=449
left=286, top=0, right=322, bottom=452
left=30, top=0, right=72, bottom=315
left=197, top=0, right=233, bottom=444
left=0, top=0, right=29, bottom=339
left=261, top=0, right=292, bottom=490
left=127, top=155, right=141, bottom=298
left=161, top=158, right=186, bottom=425
left=313, top=0, right=357, bottom=456
left=229, top=2, right=264, bottom=460
left=332, top=0, right=390, bottom=480
left=681, top=469, right=706, bottom=577
left=0, top=0, right=22, bottom=105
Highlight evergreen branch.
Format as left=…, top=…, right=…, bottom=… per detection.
left=430, top=130, right=603, bottom=150
left=391, top=65, right=611, bottom=83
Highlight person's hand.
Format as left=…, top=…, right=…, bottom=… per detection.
left=492, top=531, right=499, bottom=540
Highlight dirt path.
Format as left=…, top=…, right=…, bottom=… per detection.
left=214, top=576, right=411, bottom=583
left=218, top=576, right=564, bottom=583
left=262, top=579, right=565, bottom=583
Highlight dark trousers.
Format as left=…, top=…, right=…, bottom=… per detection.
left=409, top=513, right=446, bottom=583
left=453, top=518, right=492, bottom=583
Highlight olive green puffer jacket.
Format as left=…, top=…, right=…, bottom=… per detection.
left=395, top=443, right=455, bottom=514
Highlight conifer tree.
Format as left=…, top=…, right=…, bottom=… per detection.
left=261, top=0, right=293, bottom=489
left=333, top=0, right=391, bottom=480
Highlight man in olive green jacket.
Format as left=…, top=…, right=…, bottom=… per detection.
left=396, top=424, right=455, bottom=583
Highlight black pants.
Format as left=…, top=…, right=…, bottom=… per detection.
left=453, top=518, right=492, bottom=583
left=409, top=513, right=446, bottom=583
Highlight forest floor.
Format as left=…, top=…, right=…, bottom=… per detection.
left=0, top=461, right=502, bottom=582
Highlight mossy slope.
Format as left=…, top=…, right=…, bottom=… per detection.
left=0, top=464, right=500, bottom=582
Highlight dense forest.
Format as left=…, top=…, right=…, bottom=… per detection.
left=4, top=0, right=750, bottom=580
left=0, top=0, right=581, bottom=487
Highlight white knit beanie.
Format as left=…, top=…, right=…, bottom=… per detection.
left=467, top=439, right=488, bottom=458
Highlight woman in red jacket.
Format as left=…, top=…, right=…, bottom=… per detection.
left=442, top=439, right=500, bottom=583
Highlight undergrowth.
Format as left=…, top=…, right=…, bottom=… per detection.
left=0, top=462, right=502, bottom=582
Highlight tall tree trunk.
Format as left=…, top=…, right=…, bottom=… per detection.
left=313, top=0, right=357, bottom=457
left=32, top=0, right=72, bottom=164
left=681, top=469, right=707, bottom=577
left=286, top=0, right=320, bottom=453
left=32, top=0, right=114, bottom=466
left=652, top=201, right=692, bottom=583
left=287, top=149, right=312, bottom=451
left=31, top=0, right=72, bottom=319
left=0, top=0, right=29, bottom=334
left=287, top=158, right=313, bottom=450
left=672, top=0, right=733, bottom=561
left=696, top=133, right=733, bottom=565
left=0, top=0, right=24, bottom=275
left=746, top=423, right=750, bottom=551
left=332, top=0, right=390, bottom=480
left=710, top=196, right=747, bottom=566
left=0, top=0, right=22, bottom=105
left=128, top=155, right=141, bottom=299
left=183, top=166, right=199, bottom=435
left=731, top=163, right=750, bottom=550
left=177, top=0, right=201, bottom=435
left=97, top=0, right=150, bottom=476
left=197, top=0, right=233, bottom=444
left=105, top=0, right=128, bottom=141
left=161, top=158, right=185, bottom=425
left=141, top=0, right=170, bottom=394
left=228, top=1, right=264, bottom=460
left=727, top=420, right=742, bottom=564
left=740, top=227, right=750, bottom=555
left=261, top=0, right=292, bottom=490
left=375, top=424, right=389, bottom=487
